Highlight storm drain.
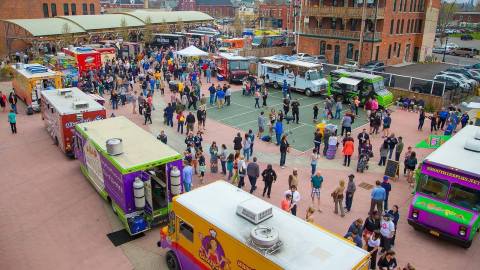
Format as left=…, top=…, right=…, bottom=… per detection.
left=358, top=182, right=374, bottom=190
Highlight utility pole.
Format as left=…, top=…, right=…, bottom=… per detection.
left=357, top=0, right=367, bottom=66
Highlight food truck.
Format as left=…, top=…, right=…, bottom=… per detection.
left=44, top=53, right=79, bottom=87
left=218, top=38, right=245, bottom=52
left=62, top=47, right=101, bottom=75
left=159, top=181, right=370, bottom=270
left=408, top=125, right=480, bottom=248
left=41, top=88, right=106, bottom=157
left=152, top=33, right=186, bottom=49
left=329, top=69, right=393, bottom=107
left=120, top=42, right=144, bottom=59
left=95, top=47, right=116, bottom=65
left=74, top=116, right=183, bottom=235
left=12, top=63, right=63, bottom=111
left=258, top=55, right=328, bottom=96
left=214, top=53, right=249, bottom=83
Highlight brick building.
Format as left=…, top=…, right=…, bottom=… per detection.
left=298, top=0, right=440, bottom=65
left=177, top=0, right=234, bottom=18
left=453, top=11, right=480, bottom=24
left=0, top=0, right=100, bottom=56
left=258, top=0, right=294, bottom=30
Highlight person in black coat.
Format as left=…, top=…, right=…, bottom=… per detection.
left=261, top=164, right=277, bottom=198
left=387, top=205, right=400, bottom=246
left=233, top=133, right=242, bottom=153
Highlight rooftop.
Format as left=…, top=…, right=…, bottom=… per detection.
left=41, top=88, right=105, bottom=115
left=176, top=181, right=369, bottom=270
left=76, top=116, right=181, bottom=172
left=11, top=64, right=59, bottom=79
left=425, top=125, right=480, bottom=176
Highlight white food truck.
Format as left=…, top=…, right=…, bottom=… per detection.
left=258, top=55, right=328, bottom=96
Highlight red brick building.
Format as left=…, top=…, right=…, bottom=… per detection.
left=258, top=1, right=294, bottom=30
left=298, top=0, right=440, bottom=65
left=177, top=0, right=234, bottom=18
left=453, top=11, right=480, bottom=24
left=0, top=0, right=100, bottom=55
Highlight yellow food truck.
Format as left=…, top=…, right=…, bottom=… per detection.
left=12, top=63, right=62, bottom=112
left=159, top=181, right=370, bottom=270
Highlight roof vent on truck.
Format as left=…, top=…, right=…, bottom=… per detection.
left=248, top=225, right=282, bottom=255
left=58, top=88, right=73, bottom=97
left=73, top=101, right=89, bottom=110
left=236, top=197, right=273, bottom=224
left=106, top=138, right=123, bottom=156
left=465, top=130, right=480, bottom=152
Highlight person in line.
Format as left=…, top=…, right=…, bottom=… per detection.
left=281, top=193, right=291, bottom=211
left=8, top=109, right=17, bottom=134
left=143, top=103, right=152, bottom=125
left=381, top=176, right=392, bottom=211
left=254, top=90, right=261, bottom=108
left=311, top=171, right=324, bottom=213
left=342, top=137, right=354, bottom=167
left=243, top=133, right=252, bottom=161
left=345, top=174, right=356, bottom=212
left=182, top=160, right=193, bottom=192
left=176, top=110, right=185, bottom=134
left=405, top=151, right=418, bottom=187
left=341, top=113, right=353, bottom=136
left=226, top=153, right=234, bottom=181
left=185, top=111, right=196, bottom=134
left=382, top=112, right=392, bottom=138
left=310, top=149, right=319, bottom=176
left=387, top=205, right=400, bottom=247
left=394, top=136, right=404, bottom=162
left=313, top=128, right=323, bottom=154
left=246, top=157, right=260, bottom=194
left=332, top=180, right=345, bottom=217
left=284, top=185, right=301, bottom=216
left=377, top=250, right=398, bottom=270
left=198, top=151, right=206, bottom=184
left=367, top=231, right=381, bottom=270
left=225, top=84, right=232, bottom=106
left=209, top=141, right=219, bottom=173
left=379, top=213, right=395, bottom=253
left=370, top=180, right=386, bottom=214
left=378, top=141, right=388, bottom=166
left=257, top=111, right=266, bottom=138
left=219, top=144, right=228, bottom=175
left=403, top=146, right=413, bottom=175
left=334, top=98, right=342, bottom=119
left=262, top=87, right=268, bottom=107
left=237, top=155, right=247, bottom=188
left=261, top=164, right=277, bottom=198
left=344, top=218, right=363, bottom=248
left=274, top=119, right=283, bottom=146
left=291, top=99, right=300, bottom=124
left=233, top=132, right=242, bottom=153
left=278, top=134, right=290, bottom=167
left=305, top=206, right=315, bottom=224
left=216, top=87, right=225, bottom=109
left=8, top=92, right=18, bottom=114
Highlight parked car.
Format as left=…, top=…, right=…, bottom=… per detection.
left=361, top=61, right=385, bottom=72
left=411, top=80, right=458, bottom=96
left=465, top=63, right=480, bottom=70
left=451, top=47, right=478, bottom=58
left=432, top=47, right=446, bottom=54
left=434, top=74, right=471, bottom=93
left=461, top=34, right=474, bottom=41
left=446, top=68, right=480, bottom=82
left=447, top=43, right=459, bottom=49
left=294, top=53, right=312, bottom=59
left=439, top=71, right=478, bottom=88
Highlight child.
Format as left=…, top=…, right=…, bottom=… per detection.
left=313, top=104, right=319, bottom=122
left=198, top=151, right=206, bottom=184
left=305, top=206, right=315, bottom=223
left=281, top=193, right=292, bottom=212
left=226, top=153, right=234, bottom=181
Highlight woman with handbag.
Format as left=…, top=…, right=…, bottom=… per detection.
left=332, top=180, right=346, bottom=217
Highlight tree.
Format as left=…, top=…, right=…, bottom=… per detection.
left=438, top=0, right=458, bottom=42
left=120, top=17, right=129, bottom=42
left=61, top=23, right=73, bottom=47
left=176, top=17, right=184, bottom=33
left=231, top=13, right=244, bottom=37
left=143, top=16, right=153, bottom=44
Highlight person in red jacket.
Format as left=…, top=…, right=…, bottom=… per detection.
left=342, top=138, right=355, bottom=167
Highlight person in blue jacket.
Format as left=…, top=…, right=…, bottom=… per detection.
left=274, top=120, right=284, bottom=145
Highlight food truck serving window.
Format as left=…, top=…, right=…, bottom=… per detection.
left=307, top=70, right=321, bottom=81
left=448, top=184, right=480, bottom=212
left=418, top=175, right=449, bottom=200
left=179, top=220, right=194, bottom=242
left=229, top=60, right=248, bottom=70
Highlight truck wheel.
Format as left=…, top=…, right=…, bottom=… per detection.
left=166, top=251, right=180, bottom=270
left=109, top=198, right=118, bottom=216
left=305, top=88, right=313, bottom=97
left=54, top=137, right=59, bottom=146
left=273, top=81, right=279, bottom=89
left=463, top=240, right=472, bottom=249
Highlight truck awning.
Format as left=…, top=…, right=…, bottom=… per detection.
left=337, top=77, right=361, bottom=86
left=262, top=63, right=283, bottom=69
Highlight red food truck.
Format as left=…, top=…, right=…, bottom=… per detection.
left=62, top=47, right=101, bottom=75
left=41, top=87, right=106, bottom=157
left=214, top=53, right=249, bottom=83
left=95, top=47, right=116, bottom=65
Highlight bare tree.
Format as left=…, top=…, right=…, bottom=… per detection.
left=120, top=17, right=129, bottom=42
left=438, top=0, right=458, bottom=42
left=61, top=23, right=73, bottom=47
left=143, top=16, right=153, bottom=44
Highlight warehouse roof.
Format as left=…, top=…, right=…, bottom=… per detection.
left=3, top=11, right=213, bottom=37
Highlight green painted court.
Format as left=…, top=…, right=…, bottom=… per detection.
left=201, top=89, right=369, bottom=152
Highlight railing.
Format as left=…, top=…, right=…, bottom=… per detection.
left=301, top=28, right=382, bottom=41
left=302, top=6, right=385, bottom=19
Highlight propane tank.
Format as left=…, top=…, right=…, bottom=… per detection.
left=133, top=177, right=145, bottom=210
left=170, top=166, right=181, bottom=195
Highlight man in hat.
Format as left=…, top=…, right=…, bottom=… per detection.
left=380, top=212, right=395, bottom=253
left=345, top=174, right=356, bottom=212
left=381, top=176, right=392, bottom=211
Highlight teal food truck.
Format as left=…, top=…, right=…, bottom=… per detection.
left=408, top=125, right=480, bottom=248
left=328, top=69, right=393, bottom=107
left=74, top=116, right=183, bottom=235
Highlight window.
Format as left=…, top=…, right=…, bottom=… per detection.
left=63, top=3, right=69, bottom=15
left=90, top=3, right=95, bottom=14
left=410, top=0, right=413, bottom=12
left=71, top=4, right=76, bottom=15
left=346, top=43, right=354, bottom=59
left=404, top=0, right=408, bottom=11
left=388, top=44, right=392, bottom=59
left=399, top=0, right=403, bottom=12
left=417, top=175, right=449, bottom=200
left=396, top=19, right=400, bottom=34
left=51, top=4, right=57, bottom=17
left=82, top=3, right=88, bottom=15
left=43, top=3, right=49, bottom=18
left=397, top=44, right=401, bottom=57
left=393, top=0, right=397, bottom=11
left=390, top=20, right=394, bottom=34
left=354, top=50, right=359, bottom=61
left=331, top=18, right=337, bottom=29
left=448, top=184, right=480, bottom=212
left=401, top=19, right=404, bottom=33
left=375, top=46, right=380, bottom=61
left=418, top=19, right=423, bottom=33
left=320, top=41, right=326, bottom=55
left=179, top=220, right=194, bottom=242
left=413, top=0, right=417, bottom=11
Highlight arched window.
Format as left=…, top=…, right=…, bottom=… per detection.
left=51, top=4, right=57, bottom=17
left=42, top=3, right=49, bottom=18
left=71, top=4, right=77, bottom=15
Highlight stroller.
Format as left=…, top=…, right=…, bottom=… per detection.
left=356, top=148, right=371, bottom=173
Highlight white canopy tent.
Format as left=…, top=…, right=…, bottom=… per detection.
left=176, top=46, right=209, bottom=57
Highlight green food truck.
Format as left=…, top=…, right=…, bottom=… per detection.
left=328, top=69, right=393, bottom=107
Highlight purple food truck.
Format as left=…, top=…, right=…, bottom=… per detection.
left=74, top=116, right=183, bottom=235
left=408, top=125, right=480, bottom=248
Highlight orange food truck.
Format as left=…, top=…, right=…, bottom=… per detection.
left=159, top=181, right=370, bottom=270
left=41, top=87, right=106, bottom=157
left=62, top=47, right=101, bottom=75
left=11, top=63, right=63, bottom=112
left=219, top=38, right=245, bottom=52
left=214, top=53, right=249, bottom=83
